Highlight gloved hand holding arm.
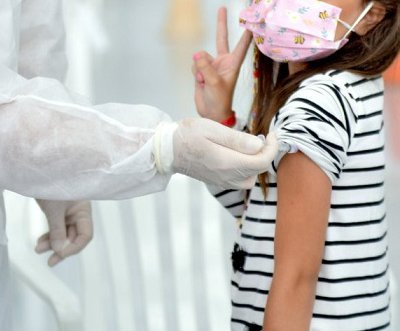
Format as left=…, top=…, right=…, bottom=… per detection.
left=0, top=1, right=275, bottom=199
left=154, top=118, right=278, bottom=189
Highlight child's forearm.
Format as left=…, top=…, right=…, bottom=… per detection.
left=263, top=274, right=317, bottom=331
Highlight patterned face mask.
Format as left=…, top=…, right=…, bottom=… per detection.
left=240, top=0, right=374, bottom=63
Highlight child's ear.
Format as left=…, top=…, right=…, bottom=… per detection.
left=358, top=2, right=386, bottom=35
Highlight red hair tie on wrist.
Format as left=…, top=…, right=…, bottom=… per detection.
left=220, top=112, right=237, bottom=127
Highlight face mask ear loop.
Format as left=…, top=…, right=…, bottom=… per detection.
left=342, top=1, right=375, bottom=40
left=337, top=19, right=352, bottom=30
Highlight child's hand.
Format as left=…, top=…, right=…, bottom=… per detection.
left=192, top=7, right=252, bottom=122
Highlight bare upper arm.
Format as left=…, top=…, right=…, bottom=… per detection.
left=274, top=151, right=332, bottom=281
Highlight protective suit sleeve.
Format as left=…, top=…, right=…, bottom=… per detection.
left=0, top=68, right=172, bottom=200
left=0, top=0, right=173, bottom=200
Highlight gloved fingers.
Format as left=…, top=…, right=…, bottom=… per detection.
left=58, top=233, right=92, bottom=259
left=217, top=7, right=230, bottom=55
left=47, top=214, right=68, bottom=254
left=67, top=224, right=78, bottom=245
left=48, top=252, right=63, bottom=267
left=57, top=219, right=92, bottom=259
left=203, top=119, right=265, bottom=154
left=36, top=232, right=69, bottom=254
left=68, top=208, right=93, bottom=243
left=46, top=225, right=79, bottom=266
left=35, top=233, right=51, bottom=253
left=46, top=227, right=77, bottom=266
left=208, top=136, right=277, bottom=175
left=229, top=175, right=258, bottom=190
left=36, top=199, right=69, bottom=255
left=193, top=52, right=220, bottom=86
left=264, top=131, right=279, bottom=162
left=236, top=140, right=279, bottom=172
left=266, top=131, right=278, bottom=148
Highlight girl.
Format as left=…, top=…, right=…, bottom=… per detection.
left=193, top=1, right=400, bottom=330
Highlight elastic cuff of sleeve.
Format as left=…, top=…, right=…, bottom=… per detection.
left=153, top=122, right=179, bottom=174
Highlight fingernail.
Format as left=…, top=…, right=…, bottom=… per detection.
left=193, top=53, right=201, bottom=61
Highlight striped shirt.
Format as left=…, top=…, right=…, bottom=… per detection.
left=209, top=70, right=390, bottom=331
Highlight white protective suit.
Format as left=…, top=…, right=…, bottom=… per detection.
left=0, top=0, right=178, bottom=327
left=0, top=0, right=278, bottom=328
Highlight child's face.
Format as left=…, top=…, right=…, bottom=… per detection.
left=324, top=0, right=368, bottom=40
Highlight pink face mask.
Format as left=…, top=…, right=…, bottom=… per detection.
left=240, top=0, right=374, bottom=63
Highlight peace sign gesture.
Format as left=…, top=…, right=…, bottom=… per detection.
left=193, top=7, right=253, bottom=122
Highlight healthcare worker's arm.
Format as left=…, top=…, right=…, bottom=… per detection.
left=0, top=71, right=273, bottom=199
left=0, top=0, right=167, bottom=200
left=0, top=0, right=275, bottom=201
left=0, top=70, right=170, bottom=200
left=16, top=0, right=93, bottom=265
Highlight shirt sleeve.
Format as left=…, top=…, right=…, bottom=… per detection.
left=0, top=70, right=173, bottom=200
left=269, top=77, right=358, bottom=183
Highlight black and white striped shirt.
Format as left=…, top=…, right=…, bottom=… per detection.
left=210, top=70, right=390, bottom=331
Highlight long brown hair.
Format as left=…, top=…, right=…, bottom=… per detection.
left=252, top=0, right=400, bottom=196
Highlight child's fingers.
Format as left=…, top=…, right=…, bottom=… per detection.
left=193, top=51, right=215, bottom=65
left=196, top=72, right=205, bottom=84
left=191, top=64, right=205, bottom=84
left=217, top=7, right=229, bottom=55
left=232, top=30, right=253, bottom=67
left=194, top=53, right=220, bottom=86
left=193, top=52, right=218, bottom=85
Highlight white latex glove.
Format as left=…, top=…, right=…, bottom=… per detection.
left=154, top=118, right=278, bottom=189
left=35, top=200, right=93, bottom=267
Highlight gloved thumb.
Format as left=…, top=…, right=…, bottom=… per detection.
left=265, top=132, right=279, bottom=154
left=205, top=120, right=265, bottom=154
left=261, top=131, right=279, bottom=167
left=244, top=131, right=279, bottom=172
